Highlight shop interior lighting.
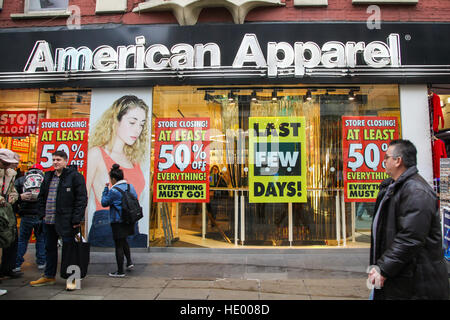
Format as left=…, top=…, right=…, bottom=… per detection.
left=44, top=89, right=90, bottom=94
left=305, top=90, right=312, bottom=101
left=348, top=89, right=356, bottom=101
left=198, top=86, right=360, bottom=92
left=204, top=91, right=212, bottom=101
left=199, top=87, right=360, bottom=103
left=271, top=90, right=278, bottom=101
left=44, top=89, right=91, bottom=104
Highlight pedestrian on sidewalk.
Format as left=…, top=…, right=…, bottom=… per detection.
left=13, top=164, right=46, bottom=273
left=368, top=139, right=449, bottom=300
left=101, top=164, right=135, bottom=278
left=0, top=149, right=20, bottom=296
left=30, top=150, right=87, bottom=287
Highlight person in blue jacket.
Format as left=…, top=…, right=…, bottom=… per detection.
left=101, top=164, right=136, bottom=277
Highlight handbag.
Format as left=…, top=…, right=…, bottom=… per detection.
left=60, top=227, right=90, bottom=279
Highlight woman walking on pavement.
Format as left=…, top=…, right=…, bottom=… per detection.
left=101, top=164, right=135, bottom=277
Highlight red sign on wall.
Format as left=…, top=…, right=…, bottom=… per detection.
left=153, top=118, right=210, bottom=203
left=342, top=116, right=399, bottom=202
left=0, top=111, right=44, bottom=137
left=11, top=137, right=30, bottom=153
left=36, top=118, right=89, bottom=176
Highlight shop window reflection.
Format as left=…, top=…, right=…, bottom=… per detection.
left=151, top=85, right=401, bottom=247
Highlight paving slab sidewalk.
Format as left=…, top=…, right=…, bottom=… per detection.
left=0, top=246, right=448, bottom=300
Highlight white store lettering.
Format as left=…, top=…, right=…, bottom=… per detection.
left=24, top=34, right=401, bottom=77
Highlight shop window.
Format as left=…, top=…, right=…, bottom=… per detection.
left=151, top=85, right=401, bottom=247
left=11, top=0, right=70, bottom=19
left=0, top=88, right=91, bottom=241
left=0, top=88, right=91, bottom=174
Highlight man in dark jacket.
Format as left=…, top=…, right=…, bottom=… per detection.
left=30, top=150, right=87, bottom=287
left=369, top=139, right=449, bottom=300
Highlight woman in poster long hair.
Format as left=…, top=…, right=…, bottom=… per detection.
left=86, top=95, right=149, bottom=247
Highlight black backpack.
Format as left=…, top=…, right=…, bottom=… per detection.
left=114, top=184, right=143, bottom=225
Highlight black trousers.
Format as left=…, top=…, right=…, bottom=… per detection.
left=114, top=238, right=131, bottom=273
left=0, top=227, right=18, bottom=275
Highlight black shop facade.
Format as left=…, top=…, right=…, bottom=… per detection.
left=0, top=22, right=447, bottom=248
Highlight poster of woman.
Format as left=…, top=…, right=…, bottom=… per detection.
left=86, top=88, right=152, bottom=248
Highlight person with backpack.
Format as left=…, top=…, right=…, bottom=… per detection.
left=0, top=148, right=20, bottom=296
left=13, top=164, right=46, bottom=273
left=101, top=164, right=138, bottom=277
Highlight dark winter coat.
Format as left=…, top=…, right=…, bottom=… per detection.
left=38, top=166, right=87, bottom=237
left=370, top=166, right=449, bottom=300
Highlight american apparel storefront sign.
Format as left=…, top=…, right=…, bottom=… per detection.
left=23, top=33, right=401, bottom=78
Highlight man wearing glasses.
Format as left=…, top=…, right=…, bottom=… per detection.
left=368, top=139, right=449, bottom=300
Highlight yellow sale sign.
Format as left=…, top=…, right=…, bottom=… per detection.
left=249, top=117, right=307, bottom=203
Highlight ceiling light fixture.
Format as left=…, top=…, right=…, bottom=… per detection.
left=272, top=90, right=278, bottom=101
left=204, top=91, right=212, bottom=101
left=228, top=91, right=235, bottom=102
left=306, top=90, right=312, bottom=101
left=348, top=90, right=356, bottom=101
